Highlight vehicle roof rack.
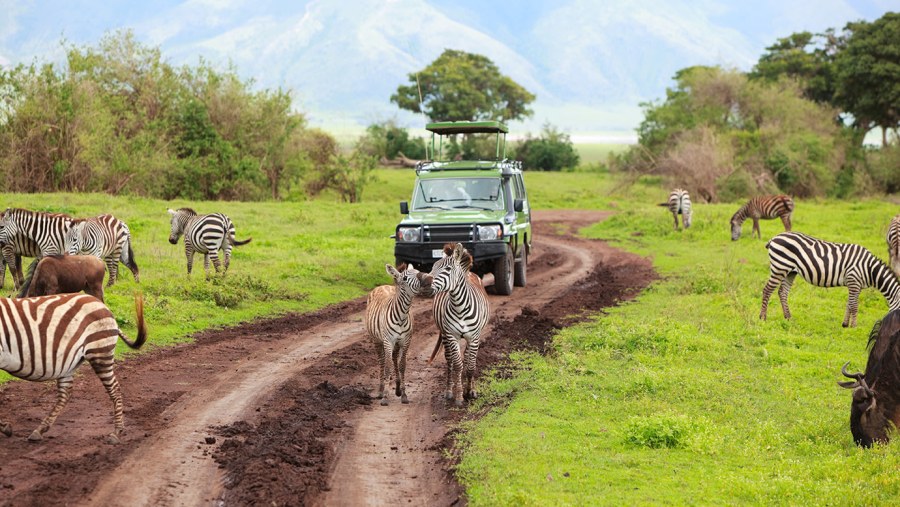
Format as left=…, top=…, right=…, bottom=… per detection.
left=426, top=120, right=508, bottom=135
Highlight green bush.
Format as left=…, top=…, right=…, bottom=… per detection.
left=514, top=124, right=580, bottom=171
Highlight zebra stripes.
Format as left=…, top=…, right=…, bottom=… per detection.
left=0, top=236, right=39, bottom=289
left=730, top=195, right=794, bottom=241
left=887, top=214, right=900, bottom=276
left=428, top=243, right=491, bottom=406
left=760, top=232, right=900, bottom=327
left=365, top=263, right=433, bottom=405
left=665, top=189, right=692, bottom=230
left=0, top=208, right=72, bottom=287
left=0, top=292, right=147, bottom=443
left=167, top=208, right=252, bottom=276
left=66, top=214, right=140, bottom=286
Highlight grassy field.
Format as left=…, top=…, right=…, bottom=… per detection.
left=455, top=191, right=900, bottom=505
left=574, top=142, right=630, bottom=165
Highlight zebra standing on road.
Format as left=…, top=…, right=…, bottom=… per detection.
left=0, top=292, right=147, bottom=443
left=66, top=214, right=140, bottom=286
left=0, top=208, right=72, bottom=287
left=760, top=231, right=900, bottom=327
left=167, top=208, right=252, bottom=276
left=663, top=189, right=692, bottom=230
left=365, top=263, right=433, bottom=405
left=428, top=243, right=491, bottom=406
left=887, top=214, right=900, bottom=276
left=730, top=195, right=794, bottom=241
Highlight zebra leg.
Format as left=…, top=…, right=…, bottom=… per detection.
left=844, top=282, right=862, bottom=328
left=397, top=340, right=409, bottom=404
left=781, top=214, right=792, bottom=232
left=443, top=337, right=464, bottom=407
left=673, top=212, right=679, bottom=231
left=380, top=340, right=392, bottom=406
left=185, top=247, right=195, bottom=275
left=752, top=219, right=760, bottom=239
left=223, top=244, right=233, bottom=274
left=105, top=257, right=119, bottom=287
left=463, top=338, right=479, bottom=401
left=777, top=273, right=796, bottom=320
left=29, top=377, right=74, bottom=441
left=89, top=355, right=126, bottom=444
left=209, top=252, right=223, bottom=277
left=760, top=273, right=786, bottom=320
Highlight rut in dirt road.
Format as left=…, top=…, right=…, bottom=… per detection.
left=0, top=210, right=656, bottom=507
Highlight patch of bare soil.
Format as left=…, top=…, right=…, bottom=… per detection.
left=0, top=210, right=655, bottom=507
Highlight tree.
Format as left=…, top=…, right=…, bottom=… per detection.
left=514, top=124, right=580, bottom=171
left=391, top=49, right=535, bottom=122
left=833, top=13, right=900, bottom=145
left=750, top=30, right=841, bottom=105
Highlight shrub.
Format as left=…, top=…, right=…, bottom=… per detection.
left=514, top=124, right=580, bottom=171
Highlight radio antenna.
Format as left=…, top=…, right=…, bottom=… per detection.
left=416, top=72, right=431, bottom=160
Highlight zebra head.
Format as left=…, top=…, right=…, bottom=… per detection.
left=167, top=208, right=195, bottom=244
left=65, top=221, right=87, bottom=255
left=429, top=243, right=471, bottom=295
left=730, top=221, right=742, bottom=241
left=386, top=263, right=433, bottom=298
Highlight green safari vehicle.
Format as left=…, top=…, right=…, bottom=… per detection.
left=393, top=120, right=532, bottom=296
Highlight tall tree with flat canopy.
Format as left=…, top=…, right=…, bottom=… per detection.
left=391, top=49, right=535, bottom=122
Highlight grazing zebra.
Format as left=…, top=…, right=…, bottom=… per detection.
left=887, top=214, right=900, bottom=276
left=66, top=214, right=140, bottom=286
left=428, top=243, right=491, bottom=406
left=0, top=292, right=147, bottom=443
left=167, top=208, right=252, bottom=276
left=365, top=263, right=433, bottom=405
left=662, top=189, right=692, bottom=230
left=730, top=194, right=794, bottom=241
left=760, top=232, right=900, bottom=327
left=0, top=208, right=71, bottom=289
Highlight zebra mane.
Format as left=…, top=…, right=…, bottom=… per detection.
left=178, top=207, right=198, bottom=216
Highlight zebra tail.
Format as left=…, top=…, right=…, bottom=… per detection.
left=118, top=293, right=147, bottom=349
left=426, top=334, right=443, bottom=365
left=657, top=202, right=669, bottom=207
left=230, top=235, right=252, bottom=246
left=123, top=240, right=140, bottom=279
left=783, top=196, right=795, bottom=213
left=16, top=258, right=41, bottom=298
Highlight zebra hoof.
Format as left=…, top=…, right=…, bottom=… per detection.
left=401, top=395, right=409, bottom=404
left=1, top=423, right=11, bottom=437
left=380, top=398, right=389, bottom=406
left=105, top=433, right=121, bottom=445
left=842, top=322, right=849, bottom=328
left=395, top=386, right=402, bottom=397
left=27, top=429, right=43, bottom=442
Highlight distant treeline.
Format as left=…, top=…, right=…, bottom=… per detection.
left=0, top=30, right=380, bottom=201
left=612, top=12, right=900, bottom=201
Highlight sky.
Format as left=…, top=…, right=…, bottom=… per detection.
left=0, top=0, right=897, bottom=140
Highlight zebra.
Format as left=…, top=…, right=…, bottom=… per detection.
left=661, top=189, right=692, bottom=230
left=760, top=232, right=900, bottom=328
left=0, top=292, right=147, bottom=443
left=167, top=208, right=252, bottom=277
left=427, top=243, right=491, bottom=406
left=66, top=214, right=140, bottom=286
left=887, top=214, right=900, bottom=276
left=365, top=263, right=433, bottom=405
left=0, top=236, right=39, bottom=290
left=730, top=194, right=794, bottom=241
left=0, top=208, right=72, bottom=289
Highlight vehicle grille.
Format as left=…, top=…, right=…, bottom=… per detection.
left=424, top=224, right=474, bottom=243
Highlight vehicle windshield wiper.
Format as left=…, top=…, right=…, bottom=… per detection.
left=452, top=205, right=494, bottom=211
left=415, top=205, right=449, bottom=210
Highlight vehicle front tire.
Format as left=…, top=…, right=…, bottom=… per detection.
left=514, top=245, right=527, bottom=287
left=494, top=245, right=514, bottom=296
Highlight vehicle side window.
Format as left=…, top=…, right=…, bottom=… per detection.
left=514, top=175, right=526, bottom=200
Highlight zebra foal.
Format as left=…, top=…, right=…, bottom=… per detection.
left=730, top=195, right=794, bottom=240
left=760, top=232, right=900, bottom=327
left=365, top=263, right=433, bottom=405
left=428, top=243, right=491, bottom=406
left=0, top=293, right=147, bottom=443
left=167, top=208, right=252, bottom=277
left=66, top=214, right=140, bottom=286
left=661, top=189, right=692, bottom=230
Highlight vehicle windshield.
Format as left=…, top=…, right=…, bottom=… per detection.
left=412, top=177, right=504, bottom=211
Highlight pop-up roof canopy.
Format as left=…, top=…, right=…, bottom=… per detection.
left=426, top=121, right=509, bottom=135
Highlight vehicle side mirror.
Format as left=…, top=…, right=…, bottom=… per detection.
left=400, top=201, right=409, bottom=214
left=514, top=199, right=524, bottom=212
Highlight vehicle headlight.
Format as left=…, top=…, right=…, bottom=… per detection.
left=478, top=225, right=502, bottom=241
left=398, top=227, right=421, bottom=242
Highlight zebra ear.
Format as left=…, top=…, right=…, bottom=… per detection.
left=385, top=263, right=401, bottom=280
left=167, top=208, right=176, bottom=215
left=453, top=243, right=466, bottom=259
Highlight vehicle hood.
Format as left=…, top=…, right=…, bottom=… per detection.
left=400, top=209, right=507, bottom=224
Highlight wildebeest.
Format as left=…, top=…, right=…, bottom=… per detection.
left=17, top=255, right=107, bottom=302
left=839, top=308, right=900, bottom=447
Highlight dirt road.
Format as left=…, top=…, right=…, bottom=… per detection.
left=0, top=210, right=655, bottom=506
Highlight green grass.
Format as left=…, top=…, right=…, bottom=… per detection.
left=456, top=195, right=900, bottom=505
left=574, top=142, right=630, bottom=165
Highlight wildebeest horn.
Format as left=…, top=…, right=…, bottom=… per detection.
left=841, top=361, right=864, bottom=381
left=838, top=361, right=865, bottom=389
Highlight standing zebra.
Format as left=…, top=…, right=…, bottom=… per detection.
left=365, top=263, right=433, bottom=405
left=662, top=189, right=692, bottom=230
left=167, top=208, right=252, bottom=277
left=66, top=214, right=140, bottom=286
left=760, top=232, right=900, bottom=327
left=428, top=243, right=491, bottom=406
left=730, top=195, right=794, bottom=241
left=0, top=208, right=72, bottom=289
left=0, top=236, right=38, bottom=290
left=887, top=214, right=900, bottom=276
left=0, top=292, right=147, bottom=443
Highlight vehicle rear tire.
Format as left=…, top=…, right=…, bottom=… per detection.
left=514, top=245, right=527, bottom=287
left=494, top=245, right=514, bottom=296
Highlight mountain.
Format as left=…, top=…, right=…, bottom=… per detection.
left=0, top=0, right=890, bottom=137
